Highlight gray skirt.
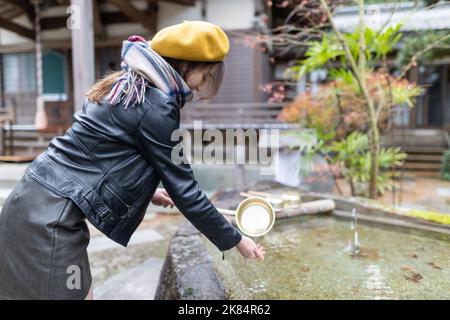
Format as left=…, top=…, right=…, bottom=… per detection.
left=0, top=172, right=91, bottom=300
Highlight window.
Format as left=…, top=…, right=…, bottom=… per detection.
left=42, top=50, right=67, bottom=101
left=1, top=51, right=68, bottom=101
left=2, top=53, right=36, bottom=93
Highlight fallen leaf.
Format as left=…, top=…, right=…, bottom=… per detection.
left=427, top=262, right=442, bottom=270
left=409, top=253, right=418, bottom=259
left=402, top=266, right=423, bottom=283
left=404, top=273, right=423, bottom=283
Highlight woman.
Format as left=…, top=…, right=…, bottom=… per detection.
left=0, top=21, right=265, bottom=300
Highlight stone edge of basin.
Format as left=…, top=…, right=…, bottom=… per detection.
left=154, top=222, right=229, bottom=300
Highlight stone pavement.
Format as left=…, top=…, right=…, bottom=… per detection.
left=87, top=214, right=182, bottom=299
left=88, top=229, right=165, bottom=254
left=94, top=257, right=164, bottom=300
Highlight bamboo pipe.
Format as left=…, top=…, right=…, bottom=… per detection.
left=218, top=200, right=335, bottom=219
left=239, top=191, right=283, bottom=199
left=241, top=191, right=301, bottom=210
left=276, top=199, right=335, bottom=219
left=243, top=190, right=302, bottom=203
left=244, top=190, right=280, bottom=198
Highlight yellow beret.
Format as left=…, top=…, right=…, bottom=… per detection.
left=150, top=21, right=230, bottom=62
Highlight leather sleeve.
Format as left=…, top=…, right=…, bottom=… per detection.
left=135, top=96, right=242, bottom=251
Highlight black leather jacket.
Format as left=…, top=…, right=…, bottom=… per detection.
left=26, top=87, right=242, bottom=251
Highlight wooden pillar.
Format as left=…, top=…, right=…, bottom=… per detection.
left=442, top=64, right=448, bottom=128
left=0, top=124, right=4, bottom=156
left=409, top=66, right=418, bottom=128
left=70, top=0, right=95, bottom=111
left=0, top=55, right=4, bottom=110
left=33, top=0, right=47, bottom=130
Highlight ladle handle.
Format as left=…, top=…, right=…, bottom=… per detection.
left=217, top=208, right=236, bottom=216
left=245, top=190, right=273, bottom=197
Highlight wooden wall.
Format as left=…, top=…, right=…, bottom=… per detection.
left=212, top=33, right=271, bottom=103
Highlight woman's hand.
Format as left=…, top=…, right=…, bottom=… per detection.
left=236, top=236, right=265, bottom=260
left=151, top=188, right=175, bottom=208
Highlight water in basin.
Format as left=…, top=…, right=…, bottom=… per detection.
left=207, top=215, right=450, bottom=299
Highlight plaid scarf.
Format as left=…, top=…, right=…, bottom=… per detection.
left=106, top=35, right=193, bottom=109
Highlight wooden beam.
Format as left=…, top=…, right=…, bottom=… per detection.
left=40, top=11, right=131, bottom=30
left=160, top=0, right=196, bottom=6
left=3, top=0, right=35, bottom=23
left=106, top=0, right=156, bottom=32
left=55, top=0, right=71, bottom=5
left=0, top=6, right=23, bottom=20
left=0, top=16, right=35, bottom=39
left=147, top=0, right=158, bottom=37
left=0, top=37, right=126, bottom=53
left=40, top=15, right=71, bottom=30
left=100, top=11, right=131, bottom=24
left=93, top=0, right=105, bottom=38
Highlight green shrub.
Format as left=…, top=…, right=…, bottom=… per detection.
left=441, top=150, right=450, bottom=181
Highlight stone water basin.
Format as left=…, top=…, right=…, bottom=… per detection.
left=155, top=184, right=450, bottom=300
left=206, top=215, right=450, bottom=299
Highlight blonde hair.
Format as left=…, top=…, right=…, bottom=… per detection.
left=87, top=59, right=225, bottom=104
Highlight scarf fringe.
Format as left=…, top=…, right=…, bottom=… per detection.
left=106, top=70, right=148, bottom=109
